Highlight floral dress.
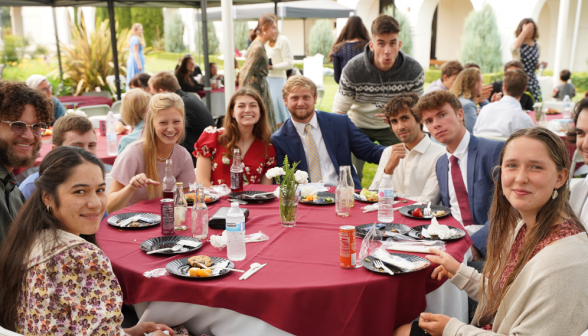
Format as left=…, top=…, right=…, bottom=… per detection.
left=193, top=127, right=276, bottom=186
left=520, top=42, right=542, bottom=102
left=239, top=39, right=277, bottom=132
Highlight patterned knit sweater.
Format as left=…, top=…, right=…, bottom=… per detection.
left=332, top=44, right=424, bottom=129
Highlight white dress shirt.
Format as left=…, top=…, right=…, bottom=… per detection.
left=291, top=113, right=339, bottom=186
left=447, top=131, right=470, bottom=226
left=473, top=95, right=535, bottom=138
left=369, top=135, right=445, bottom=204
left=570, top=176, right=588, bottom=230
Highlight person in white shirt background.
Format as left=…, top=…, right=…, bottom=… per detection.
left=265, top=18, right=294, bottom=128
left=570, top=97, right=588, bottom=229
left=473, top=69, right=534, bottom=138
left=370, top=92, right=445, bottom=204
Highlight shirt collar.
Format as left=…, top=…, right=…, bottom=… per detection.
left=0, top=164, right=13, bottom=182
left=407, top=134, right=431, bottom=154
left=499, top=95, right=522, bottom=108
left=446, top=130, right=470, bottom=161
left=291, top=111, right=318, bottom=134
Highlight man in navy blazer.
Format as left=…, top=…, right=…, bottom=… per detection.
left=415, top=91, right=504, bottom=260
left=272, top=76, right=385, bottom=188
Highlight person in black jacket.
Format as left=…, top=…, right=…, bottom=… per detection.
left=149, top=71, right=214, bottom=166
left=175, top=55, right=204, bottom=93
left=489, top=60, right=534, bottom=111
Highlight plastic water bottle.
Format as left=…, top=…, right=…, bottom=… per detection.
left=226, top=202, right=246, bottom=261
left=563, top=95, right=572, bottom=119
left=106, top=112, right=118, bottom=155
left=378, top=174, right=395, bottom=223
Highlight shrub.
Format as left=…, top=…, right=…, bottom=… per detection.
left=165, top=11, right=185, bottom=53
left=34, top=44, right=48, bottom=57
left=197, top=21, right=219, bottom=55
left=234, top=21, right=249, bottom=51
left=383, top=6, right=413, bottom=56
left=115, top=8, right=132, bottom=34
left=460, top=4, right=502, bottom=73
left=425, top=70, right=441, bottom=83
left=131, top=8, right=164, bottom=48
left=1, top=32, right=29, bottom=63
left=308, top=19, right=333, bottom=63
left=150, top=26, right=165, bottom=51
left=572, top=72, right=588, bottom=92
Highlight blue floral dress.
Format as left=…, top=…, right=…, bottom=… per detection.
left=126, top=36, right=145, bottom=85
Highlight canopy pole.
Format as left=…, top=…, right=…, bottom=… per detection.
left=274, top=0, right=278, bottom=15
left=201, top=0, right=212, bottom=110
left=107, top=0, right=122, bottom=100
left=221, top=0, right=235, bottom=109
left=52, top=7, right=64, bottom=95
left=303, top=18, right=307, bottom=55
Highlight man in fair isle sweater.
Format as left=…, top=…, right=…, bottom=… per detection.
left=332, top=14, right=424, bottom=181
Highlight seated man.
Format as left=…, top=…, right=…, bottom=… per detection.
left=369, top=93, right=445, bottom=205
left=473, top=69, right=534, bottom=138
left=149, top=71, right=215, bottom=166
left=570, top=98, right=588, bottom=228
left=489, top=60, right=534, bottom=110
left=424, top=60, right=463, bottom=94
left=414, top=90, right=504, bottom=261
left=0, top=81, right=53, bottom=243
left=272, top=76, right=385, bottom=188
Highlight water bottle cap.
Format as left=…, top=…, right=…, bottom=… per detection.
left=382, top=174, right=390, bottom=178
left=231, top=202, right=239, bottom=207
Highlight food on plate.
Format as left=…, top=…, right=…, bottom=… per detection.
left=43, top=129, right=52, bottom=136
left=188, top=255, right=213, bottom=268
left=323, top=197, right=334, bottom=203
left=546, top=108, right=560, bottom=115
left=128, top=221, right=141, bottom=227
left=185, top=193, right=195, bottom=204
left=305, top=195, right=317, bottom=202
left=359, top=188, right=379, bottom=202
left=434, top=210, right=445, bottom=217
left=411, top=208, right=424, bottom=217
left=205, top=196, right=212, bottom=202
left=189, top=267, right=212, bottom=277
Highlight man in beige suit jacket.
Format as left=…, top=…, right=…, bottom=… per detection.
left=570, top=98, right=588, bottom=229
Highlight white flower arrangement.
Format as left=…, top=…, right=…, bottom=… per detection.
left=294, top=171, right=309, bottom=185
left=265, top=167, right=286, bottom=180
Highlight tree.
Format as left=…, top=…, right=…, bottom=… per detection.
left=460, top=4, right=502, bottom=73
left=114, top=8, right=132, bottom=34
left=384, top=6, right=413, bottom=56
left=197, top=21, right=219, bottom=55
left=165, top=11, right=185, bottom=53
left=234, top=21, right=249, bottom=51
left=308, top=19, right=333, bottom=63
left=131, top=8, right=164, bottom=48
left=95, top=7, right=108, bottom=25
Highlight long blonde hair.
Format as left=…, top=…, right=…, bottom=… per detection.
left=143, top=93, right=185, bottom=198
left=121, top=88, right=150, bottom=127
left=450, top=68, right=481, bottom=100
left=130, top=23, right=146, bottom=47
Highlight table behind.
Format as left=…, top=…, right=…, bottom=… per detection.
left=57, top=96, right=113, bottom=107
left=98, top=185, right=472, bottom=336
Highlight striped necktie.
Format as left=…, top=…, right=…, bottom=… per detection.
left=304, top=124, right=322, bottom=183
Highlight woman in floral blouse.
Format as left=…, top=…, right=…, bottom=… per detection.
left=0, top=146, right=175, bottom=336
left=194, top=88, right=276, bottom=187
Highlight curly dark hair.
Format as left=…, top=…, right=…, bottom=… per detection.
left=0, top=80, right=54, bottom=125
left=383, top=92, right=422, bottom=130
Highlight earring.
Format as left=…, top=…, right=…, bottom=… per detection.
left=46, top=205, right=52, bottom=213
left=552, top=189, right=558, bottom=199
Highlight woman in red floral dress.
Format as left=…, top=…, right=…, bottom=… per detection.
left=194, top=88, right=276, bottom=186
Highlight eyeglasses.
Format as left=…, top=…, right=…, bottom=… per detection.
left=1, top=121, right=47, bottom=137
left=39, top=85, right=53, bottom=94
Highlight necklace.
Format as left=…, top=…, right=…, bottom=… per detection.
left=156, top=147, right=174, bottom=162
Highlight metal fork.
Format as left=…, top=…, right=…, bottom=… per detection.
left=147, top=243, right=183, bottom=254
left=242, top=192, right=274, bottom=198
left=373, top=258, right=395, bottom=275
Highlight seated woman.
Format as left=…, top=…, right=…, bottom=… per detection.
left=0, top=146, right=174, bottom=335
left=175, top=55, right=204, bottom=93
left=394, top=127, right=588, bottom=336
left=25, top=74, right=65, bottom=125
left=129, top=73, right=152, bottom=93
left=108, top=93, right=195, bottom=213
left=449, top=68, right=483, bottom=133
left=118, top=88, right=150, bottom=154
left=195, top=88, right=276, bottom=186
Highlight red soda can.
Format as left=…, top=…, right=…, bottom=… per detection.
left=161, top=198, right=175, bottom=235
left=339, top=225, right=356, bottom=268
left=99, top=120, right=107, bottom=136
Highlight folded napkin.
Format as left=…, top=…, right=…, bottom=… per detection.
left=422, top=217, right=458, bottom=239
left=143, top=268, right=169, bottom=278
left=300, top=186, right=319, bottom=198
left=211, top=260, right=230, bottom=276
left=373, top=247, right=428, bottom=272
left=383, top=240, right=445, bottom=254
left=361, top=200, right=401, bottom=213
left=210, top=230, right=269, bottom=250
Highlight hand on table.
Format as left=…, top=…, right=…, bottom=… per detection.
left=384, top=144, right=406, bottom=174
left=426, top=248, right=461, bottom=281
left=129, top=173, right=160, bottom=190
left=418, top=312, right=452, bottom=336
left=125, top=322, right=175, bottom=336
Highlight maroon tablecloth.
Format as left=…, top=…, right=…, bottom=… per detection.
left=527, top=110, right=577, bottom=163
left=58, top=96, right=113, bottom=107
left=35, top=133, right=123, bottom=166
left=97, top=185, right=472, bottom=336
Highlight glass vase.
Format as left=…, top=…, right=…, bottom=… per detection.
left=279, top=190, right=298, bottom=227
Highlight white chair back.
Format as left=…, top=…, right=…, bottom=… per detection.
left=111, top=100, right=122, bottom=114
left=82, top=91, right=112, bottom=99
left=106, top=75, right=127, bottom=99
left=78, top=104, right=111, bottom=117
left=474, top=135, right=508, bottom=142
left=0, top=326, right=24, bottom=336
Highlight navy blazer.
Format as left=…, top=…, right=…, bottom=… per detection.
left=436, top=134, right=504, bottom=257
left=271, top=111, right=385, bottom=188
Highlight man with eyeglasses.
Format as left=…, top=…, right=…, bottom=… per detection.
left=0, top=81, right=53, bottom=243
left=26, top=75, right=66, bottom=125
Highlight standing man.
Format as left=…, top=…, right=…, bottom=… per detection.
left=369, top=93, right=445, bottom=204
left=332, top=14, right=424, bottom=180
left=0, top=81, right=53, bottom=243
left=149, top=71, right=215, bottom=166
left=414, top=90, right=504, bottom=261
left=272, top=76, right=384, bottom=188
left=570, top=98, right=588, bottom=228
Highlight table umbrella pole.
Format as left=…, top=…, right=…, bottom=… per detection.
left=200, top=0, right=212, bottom=111
left=107, top=0, right=122, bottom=101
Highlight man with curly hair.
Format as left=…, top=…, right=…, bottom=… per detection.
left=0, top=81, right=53, bottom=243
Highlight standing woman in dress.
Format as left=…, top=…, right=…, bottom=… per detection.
left=127, top=23, right=146, bottom=85
left=239, top=13, right=278, bottom=132
left=265, top=15, right=293, bottom=128
left=329, top=16, right=370, bottom=84
left=512, top=18, right=546, bottom=103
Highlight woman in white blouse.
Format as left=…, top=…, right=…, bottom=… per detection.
left=265, top=22, right=293, bottom=128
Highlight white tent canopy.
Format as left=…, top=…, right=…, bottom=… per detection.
left=197, top=0, right=355, bottom=20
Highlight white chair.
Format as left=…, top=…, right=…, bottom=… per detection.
left=78, top=104, right=111, bottom=117
left=0, top=326, right=24, bottom=336
left=475, top=134, right=508, bottom=142
left=111, top=100, right=122, bottom=113
left=82, top=91, right=112, bottom=99
left=106, top=75, right=127, bottom=99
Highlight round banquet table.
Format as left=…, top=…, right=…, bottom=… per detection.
left=57, top=95, right=113, bottom=107
left=98, top=185, right=472, bottom=336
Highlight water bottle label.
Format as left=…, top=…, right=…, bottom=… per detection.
left=226, top=221, right=245, bottom=232
left=107, top=133, right=117, bottom=141
left=379, top=189, right=395, bottom=198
